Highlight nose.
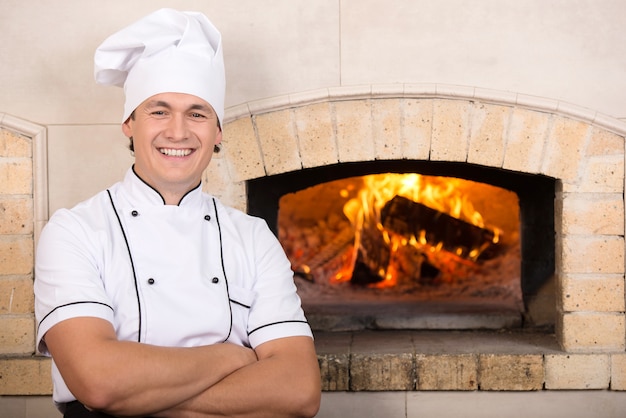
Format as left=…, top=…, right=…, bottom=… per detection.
left=164, top=113, right=189, bottom=141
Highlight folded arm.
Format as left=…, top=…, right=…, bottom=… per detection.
left=44, top=317, right=258, bottom=416
left=157, top=335, right=321, bottom=418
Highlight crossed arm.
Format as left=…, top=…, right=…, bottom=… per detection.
left=44, top=317, right=321, bottom=417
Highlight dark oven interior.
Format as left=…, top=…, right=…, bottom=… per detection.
left=247, top=160, right=555, bottom=331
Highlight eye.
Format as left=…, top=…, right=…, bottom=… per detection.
left=190, top=112, right=206, bottom=119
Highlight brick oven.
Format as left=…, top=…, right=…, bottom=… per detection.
left=205, top=84, right=626, bottom=392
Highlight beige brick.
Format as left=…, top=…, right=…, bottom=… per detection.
left=372, top=98, right=403, bottom=159
left=417, top=354, right=477, bottom=390
left=255, top=110, right=301, bottom=175
left=502, top=108, right=550, bottom=173
left=561, top=274, right=625, bottom=312
left=557, top=193, right=623, bottom=235
left=541, top=118, right=589, bottom=182
left=0, top=357, right=52, bottom=395
left=0, top=197, right=34, bottom=235
left=334, top=100, right=375, bottom=163
left=478, top=354, right=543, bottom=390
left=558, top=235, right=624, bottom=274
left=0, top=159, right=32, bottom=195
left=586, top=127, right=624, bottom=156
left=611, top=353, right=626, bottom=390
left=430, top=99, right=470, bottom=162
left=202, top=158, right=246, bottom=212
left=0, top=129, right=31, bottom=158
left=350, top=353, right=415, bottom=391
left=318, top=353, right=349, bottom=391
left=545, top=354, right=610, bottom=389
left=0, top=277, right=34, bottom=314
left=401, top=98, right=432, bottom=160
left=0, top=316, right=35, bottom=355
left=294, top=102, right=338, bottom=168
left=559, top=312, right=626, bottom=352
left=222, top=117, right=265, bottom=182
left=576, top=155, right=624, bottom=194
left=467, top=103, right=509, bottom=167
left=0, top=237, right=33, bottom=275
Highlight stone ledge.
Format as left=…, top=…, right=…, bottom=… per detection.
left=315, top=330, right=626, bottom=392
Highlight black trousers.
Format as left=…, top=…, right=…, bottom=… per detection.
left=64, top=402, right=115, bottom=417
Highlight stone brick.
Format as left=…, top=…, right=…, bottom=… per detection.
left=334, top=100, right=375, bottom=163
left=318, top=353, right=350, bottom=391
left=0, top=197, right=34, bottom=235
left=222, top=117, right=265, bottom=182
left=502, top=108, right=550, bottom=173
left=576, top=155, right=624, bottom=194
left=0, top=236, right=33, bottom=275
left=560, top=274, right=625, bottom=312
left=558, top=235, right=624, bottom=274
left=541, top=118, right=589, bottom=182
left=545, top=354, right=610, bottom=389
left=430, top=99, right=470, bottom=162
left=0, top=357, right=52, bottom=395
left=417, top=354, right=477, bottom=390
left=478, top=354, right=543, bottom=390
left=557, top=193, right=623, bottom=235
left=350, top=352, right=415, bottom=391
left=558, top=312, right=626, bottom=352
left=611, top=353, right=626, bottom=390
left=0, top=277, right=34, bottom=314
left=401, top=98, right=432, bottom=160
left=0, top=316, right=35, bottom=355
left=0, top=159, right=32, bottom=195
left=294, top=102, right=338, bottom=168
left=255, top=110, right=301, bottom=175
left=586, top=127, right=624, bottom=156
left=0, top=129, right=31, bottom=158
left=202, top=158, right=246, bottom=212
left=372, top=98, right=403, bottom=159
left=467, top=103, right=509, bottom=167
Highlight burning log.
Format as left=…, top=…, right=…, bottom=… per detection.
left=380, top=195, right=502, bottom=261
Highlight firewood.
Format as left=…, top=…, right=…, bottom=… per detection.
left=380, top=195, right=502, bottom=261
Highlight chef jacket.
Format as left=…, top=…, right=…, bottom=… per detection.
left=34, top=167, right=312, bottom=406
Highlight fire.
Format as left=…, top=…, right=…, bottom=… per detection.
left=338, top=173, right=502, bottom=288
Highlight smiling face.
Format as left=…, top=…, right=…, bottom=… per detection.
left=122, top=92, right=222, bottom=204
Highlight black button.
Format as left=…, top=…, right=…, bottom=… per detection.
left=147, top=278, right=155, bottom=285
left=204, top=215, right=211, bottom=221
left=211, top=277, right=219, bottom=284
left=131, top=210, right=139, bottom=217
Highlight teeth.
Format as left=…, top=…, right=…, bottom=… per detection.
left=160, top=148, right=192, bottom=157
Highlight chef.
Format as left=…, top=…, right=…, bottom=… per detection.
left=34, top=8, right=321, bottom=418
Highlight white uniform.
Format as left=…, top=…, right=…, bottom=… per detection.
left=34, top=168, right=312, bottom=406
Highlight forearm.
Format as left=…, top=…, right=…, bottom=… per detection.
left=45, top=318, right=256, bottom=417
left=156, top=337, right=321, bottom=418
left=82, top=340, right=253, bottom=416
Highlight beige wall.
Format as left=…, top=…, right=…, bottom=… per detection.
left=1, top=0, right=625, bottom=212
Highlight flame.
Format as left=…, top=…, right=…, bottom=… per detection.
left=339, top=173, right=500, bottom=287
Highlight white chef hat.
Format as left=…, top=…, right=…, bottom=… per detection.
left=94, top=8, right=225, bottom=126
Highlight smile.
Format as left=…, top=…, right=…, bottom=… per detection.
left=159, top=148, right=193, bottom=157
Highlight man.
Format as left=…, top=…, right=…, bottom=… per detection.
left=34, top=8, right=321, bottom=418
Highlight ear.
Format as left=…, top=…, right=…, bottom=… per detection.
left=122, top=119, right=132, bottom=138
left=215, top=129, right=223, bottom=145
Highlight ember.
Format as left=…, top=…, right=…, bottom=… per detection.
left=278, top=173, right=522, bottom=308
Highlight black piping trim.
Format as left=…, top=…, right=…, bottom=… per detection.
left=131, top=165, right=201, bottom=206
left=248, top=320, right=309, bottom=336
left=213, top=198, right=234, bottom=342
left=38, top=301, right=113, bottom=329
left=229, top=299, right=251, bottom=309
left=107, top=189, right=143, bottom=342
